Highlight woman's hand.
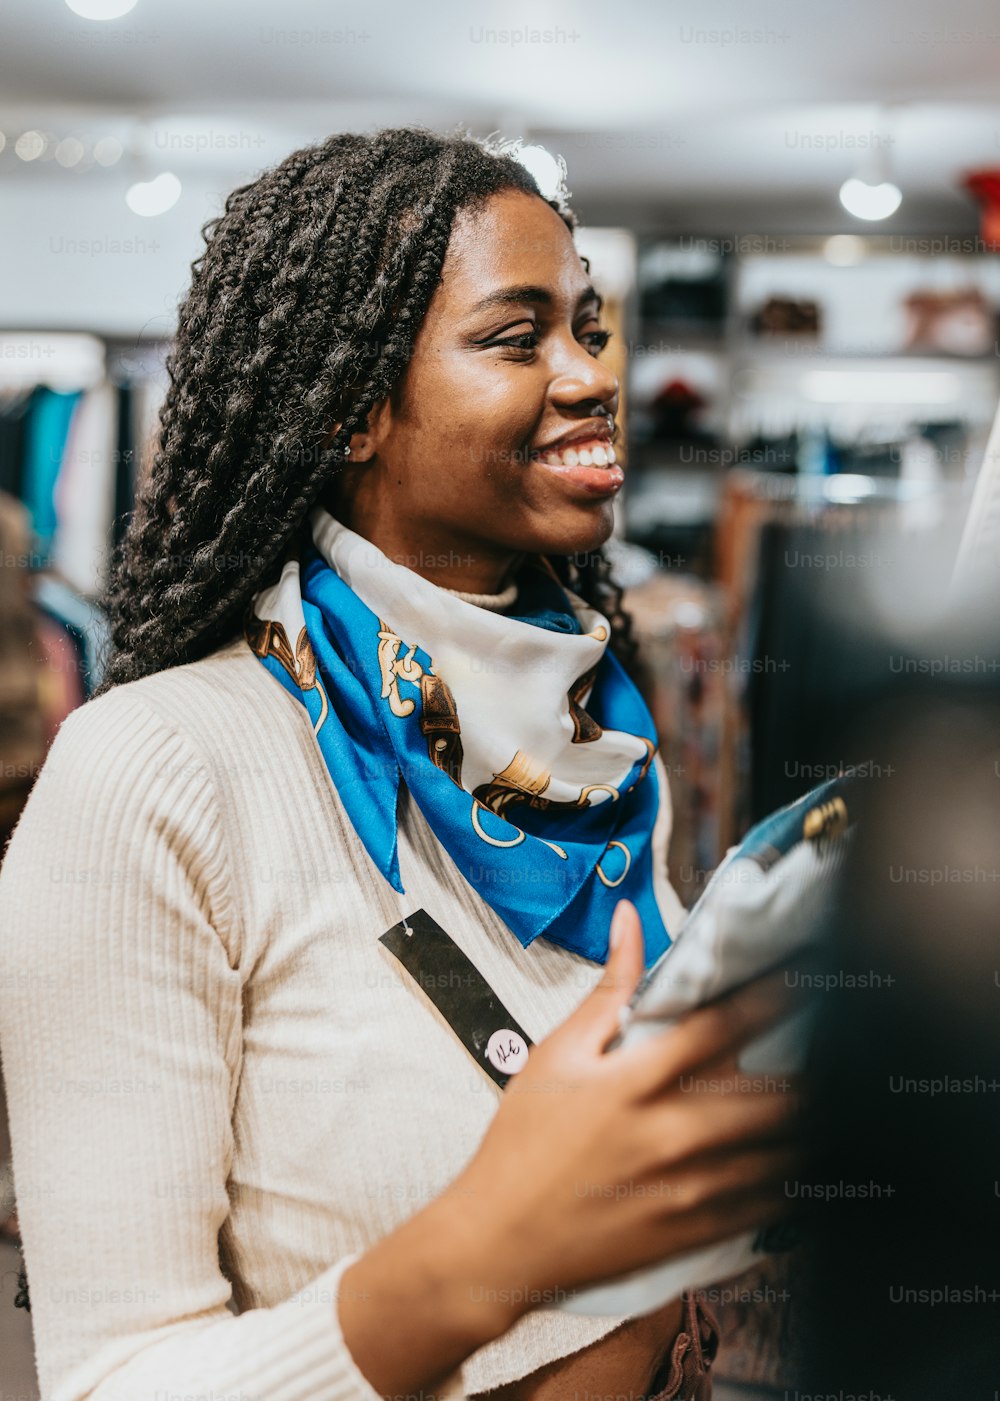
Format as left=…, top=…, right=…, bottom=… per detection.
left=444, top=897, right=805, bottom=1308
left=338, top=899, right=806, bottom=1397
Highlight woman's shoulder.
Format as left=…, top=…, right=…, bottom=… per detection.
left=87, top=632, right=286, bottom=730
left=56, top=633, right=305, bottom=776
left=0, top=638, right=278, bottom=955
left=3, top=634, right=305, bottom=874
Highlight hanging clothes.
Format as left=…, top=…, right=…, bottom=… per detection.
left=0, top=389, right=36, bottom=505
left=623, top=569, right=732, bottom=906
left=716, top=470, right=922, bottom=825
left=21, top=388, right=82, bottom=561
left=0, top=492, right=46, bottom=852
left=51, top=381, right=118, bottom=599
left=111, top=378, right=135, bottom=550
left=0, top=336, right=169, bottom=592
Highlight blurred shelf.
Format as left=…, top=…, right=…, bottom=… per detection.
left=636, top=320, right=728, bottom=349
left=729, top=342, right=1000, bottom=365
left=630, top=235, right=1000, bottom=451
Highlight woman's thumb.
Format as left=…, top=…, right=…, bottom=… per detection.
left=568, top=899, right=646, bottom=1048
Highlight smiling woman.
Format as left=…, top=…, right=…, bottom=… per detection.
left=322, top=189, right=626, bottom=578
left=94, top=127, right=642, bottom=697
left=0, top=128, right=802, bottom=1401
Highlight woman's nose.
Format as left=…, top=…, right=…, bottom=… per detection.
left=548, top=340, right=619, bottom=413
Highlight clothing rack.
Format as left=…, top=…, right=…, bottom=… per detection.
left=0, top=330, right=169, bottom=723
left=716, top=468, right=967, bottom=826
left=0, top=330, right=171, bottom=603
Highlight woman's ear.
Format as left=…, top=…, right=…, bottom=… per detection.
left=354, top=396, right=393, bottom=462
left=325, top=397, right=391, bottom=464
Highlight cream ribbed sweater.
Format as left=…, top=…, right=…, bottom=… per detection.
left=0, top=631, right=687, bottom=1401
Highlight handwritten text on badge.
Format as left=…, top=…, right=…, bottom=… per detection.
left=486, top=1028, right=530, bottom=1075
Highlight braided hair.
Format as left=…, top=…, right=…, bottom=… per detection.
left=92, top=126, right=639, bottom=698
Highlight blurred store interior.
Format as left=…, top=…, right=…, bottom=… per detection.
left=3, top=2, right=1000, bottom=1396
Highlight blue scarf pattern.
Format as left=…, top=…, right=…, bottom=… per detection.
left=246, top=511, right=674, bottom=967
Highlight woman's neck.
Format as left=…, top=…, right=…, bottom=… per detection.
left=441, top=579, right=519, bottom=612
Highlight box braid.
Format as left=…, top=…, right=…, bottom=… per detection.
left=91, top=126, right=640, bottom=700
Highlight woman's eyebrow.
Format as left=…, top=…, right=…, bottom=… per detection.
left=467, top=283, right=604, bottom=316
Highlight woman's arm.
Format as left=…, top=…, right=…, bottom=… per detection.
left=0, top=693, right=505, bottom=1400
left=337, top=1183, right=529, bottom=1395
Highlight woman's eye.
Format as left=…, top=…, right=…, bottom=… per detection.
left=492, top=327, right=615, bottom=356
left=495, top=331, right=539, bottom=352
left=583, top=328, right=614, bottom=356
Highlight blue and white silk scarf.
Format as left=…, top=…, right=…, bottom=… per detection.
left=245, top=506, right=672, bottom=967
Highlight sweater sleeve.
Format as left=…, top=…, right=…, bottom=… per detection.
left=0, top=692, right=387, bottom=1401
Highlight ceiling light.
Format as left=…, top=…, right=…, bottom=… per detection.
left=15, top=130, right=47, bottom=162
left=126, top=171, right=181, bottom=216
left=838, top=110, right=903, bottom=222
left=839, top=176, right=902, bottom=221
left=64, top=0, right=139, bottom=18
left=55, top=137, right=86, bottom=168
left=93, top=136, right=123, bottom=166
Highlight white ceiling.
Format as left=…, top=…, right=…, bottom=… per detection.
left=4, top=0, right=1000, bottom=112
left=2, top=0, right=1000, bottom=231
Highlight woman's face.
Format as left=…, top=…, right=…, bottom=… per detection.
left=326, top=188, right=622, bottom=592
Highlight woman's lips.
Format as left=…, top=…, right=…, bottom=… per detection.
left=529, top=435, right=624, bottom=496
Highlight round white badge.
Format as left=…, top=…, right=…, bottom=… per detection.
left=486, top=1028, right=529, bottom=1075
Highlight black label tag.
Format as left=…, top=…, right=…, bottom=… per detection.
left=379, top=908, right=535, bottom=1090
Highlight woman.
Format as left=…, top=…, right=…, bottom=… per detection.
left=0, top=129, right=801, bottom=1401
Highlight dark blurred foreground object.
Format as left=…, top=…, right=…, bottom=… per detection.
left=711, top=414, right=999, bottom=1390
left=796, top=685, right=1000, bottom=1397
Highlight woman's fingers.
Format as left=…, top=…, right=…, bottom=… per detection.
left=562, top=899, right=648, bottom=1054
left=579, top=1142, right=803, bottom=1267
left=660, top=1140, right=803, bottom=1218
left=652, top=1178, right=801, bottom=1261
left=612, top=962, right=810, bottom=1097
left=642, top=1079, right=802, bottom=1168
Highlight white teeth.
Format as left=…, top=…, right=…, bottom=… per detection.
left=536, top=439, right=617, bottom=468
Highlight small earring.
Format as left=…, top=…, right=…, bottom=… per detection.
left=343, top=444, right=351, bottom=460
